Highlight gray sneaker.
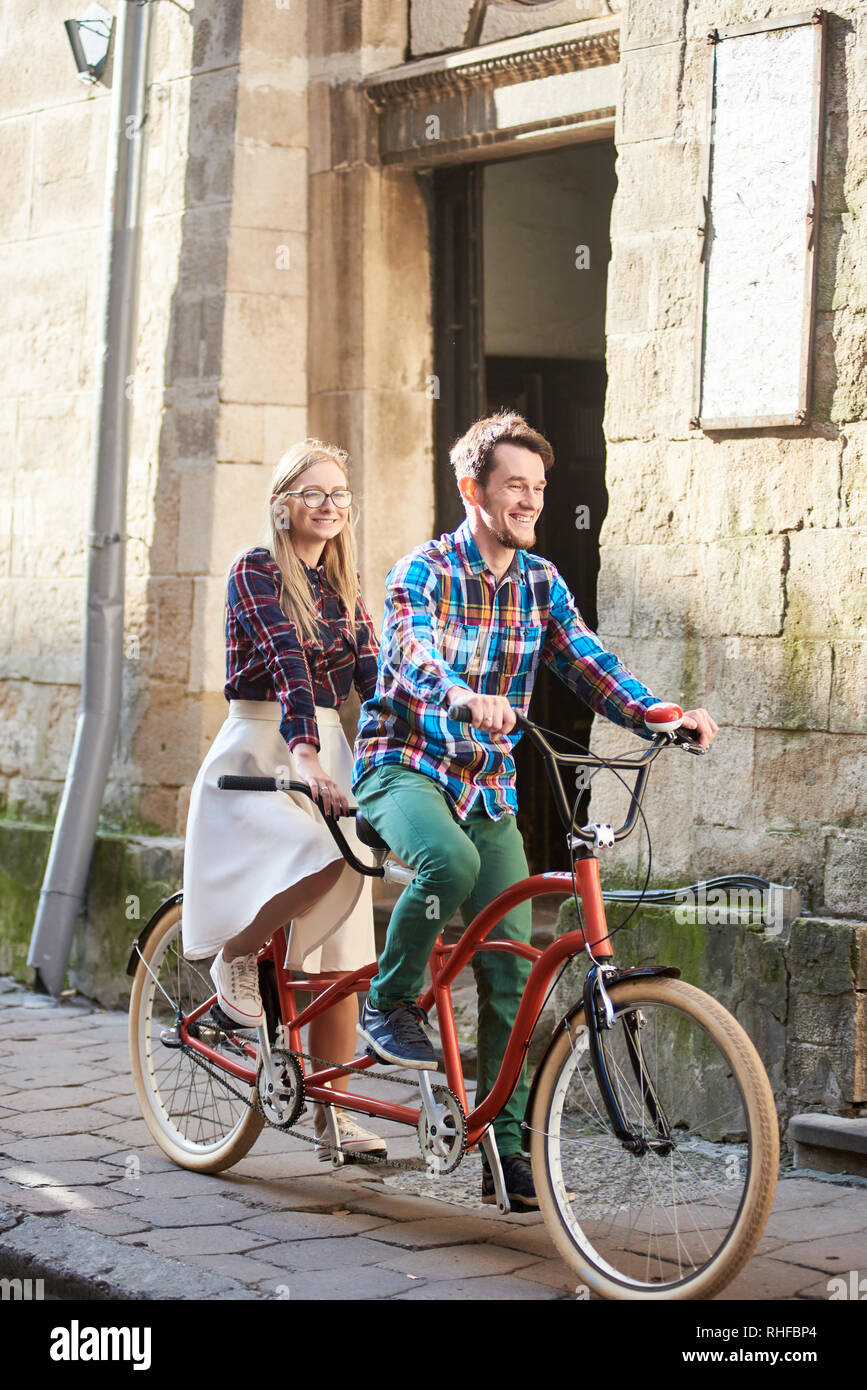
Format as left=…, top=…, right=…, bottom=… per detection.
left=357, top=1000, right=437, bottom=1070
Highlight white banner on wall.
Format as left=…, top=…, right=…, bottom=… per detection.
left=695, top=12, right=826, bottom=430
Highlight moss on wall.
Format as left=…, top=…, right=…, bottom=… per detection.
left=555, top=895, right=864, bottom=1125
left=0, top=820, right=183, bottom=1007
left=0, top=822, right=53, bottom=981
left=69, top=832, right=182, bottom=1010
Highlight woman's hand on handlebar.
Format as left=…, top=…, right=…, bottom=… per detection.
left=445, top=688, right=517, bottom=736
left=680, top=708, right=719, bottom=749
left=292, top=744, right=351, bottom=818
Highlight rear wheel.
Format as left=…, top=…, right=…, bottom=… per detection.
left=529, top=977, right=779, bottom=1300
left=128, top=898, right=264, bottom=1172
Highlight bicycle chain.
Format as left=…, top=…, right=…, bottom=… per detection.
left=179, top=1037, right=467, bottom=1174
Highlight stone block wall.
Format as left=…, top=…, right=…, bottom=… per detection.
left=0, top=814, right=182, bottom=1009
left=2, top=0, right=865, bottom=999
left=596, top=0, right=867, bottom=915
left=129, top=0, right=311, bottom=838
left=307, top=2, right=435, bottom=624
left=0, top=0, right=111, bottom=826
left=408, top=0, right=620, bottom=56
left=0, top=1, right=312, bottom=842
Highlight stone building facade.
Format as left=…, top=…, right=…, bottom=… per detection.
left=0, top=0, right=865, bottom=1007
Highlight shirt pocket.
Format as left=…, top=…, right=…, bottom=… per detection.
left=492, top=623, right=544, bottom=689
left=436, top=621, right=485, bottom=679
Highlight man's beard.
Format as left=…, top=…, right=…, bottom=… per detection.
left=493, top=523, right=536, bottom=550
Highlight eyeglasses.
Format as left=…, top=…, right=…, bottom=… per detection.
left=283, top=488, right=353, bottom=509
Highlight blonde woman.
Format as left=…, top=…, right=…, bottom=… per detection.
left=182, top=439, right=385, bottom=1159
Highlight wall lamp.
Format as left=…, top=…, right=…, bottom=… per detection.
left=64, top=3, right=114, bottom=84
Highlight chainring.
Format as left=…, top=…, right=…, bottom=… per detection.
left=256, top=1048, right=305, bottom=1129
left=181, top=1037, right=468, bottom=1176
left=416, top=1085, right=467, bottom=1175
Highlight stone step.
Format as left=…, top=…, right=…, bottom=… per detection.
left=788, top=1114, right=867, bottom=1179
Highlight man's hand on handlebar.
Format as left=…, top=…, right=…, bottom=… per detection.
left=444, top=690, right=718, bottom=752
left=680, top=709, right=719, bottom=749
left=445, top=688, right=516, bottom=736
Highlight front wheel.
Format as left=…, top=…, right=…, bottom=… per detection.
left=128, top=897, right=264, bottom=1172
left=529, top=977, right=779, bottom=1300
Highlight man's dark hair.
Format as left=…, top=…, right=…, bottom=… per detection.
left=449, top=411, right=554, bottom=490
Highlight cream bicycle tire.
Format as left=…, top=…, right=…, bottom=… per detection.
left=129, top=898, right=264, bottom=1173
left=529, top=976, right=779, bottom=1300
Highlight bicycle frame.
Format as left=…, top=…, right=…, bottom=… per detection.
left=179, top=711, right=703, bottom=1153
left=178, top=856, right=612, bottom=1151
left=132, top=711, right=783, bottom=1300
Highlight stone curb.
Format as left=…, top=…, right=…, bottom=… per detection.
left=789, top=1114, right=867, bottom=1154
left=0, top=1203, right=258, bottom=1302
left=789, top=1114, right=867, bottom=1179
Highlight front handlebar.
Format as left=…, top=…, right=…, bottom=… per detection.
left=445, top=703, right=706, bottom=845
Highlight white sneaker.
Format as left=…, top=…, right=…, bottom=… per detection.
left=313, top=1107, right=387, bottom=1162
left=209, top=950, right=265, bottom=1028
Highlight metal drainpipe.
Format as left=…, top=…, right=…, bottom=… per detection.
left=28, top=1, right=154, bottom=995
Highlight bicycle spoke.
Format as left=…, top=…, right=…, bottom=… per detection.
left=132, top=905, right=256, bottom=1155
left=536, top=988, right=766, bottom=1293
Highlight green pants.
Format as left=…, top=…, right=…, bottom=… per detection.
left=355, top=763, right=532, bottom=1156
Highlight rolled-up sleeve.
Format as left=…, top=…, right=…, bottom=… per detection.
left=542, top=568, right=658, bottom=735
left=226, top=552, right=319, bottom=751
left=381, top=557, right=473, bottom=707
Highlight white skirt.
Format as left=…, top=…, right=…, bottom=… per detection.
left=181, top=701, right=376, bottom=972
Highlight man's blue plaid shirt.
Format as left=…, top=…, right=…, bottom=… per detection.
left=352, top=519, right=658, bottom=819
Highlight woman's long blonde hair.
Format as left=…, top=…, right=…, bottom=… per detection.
left=266, top=439, right=360, bottom=646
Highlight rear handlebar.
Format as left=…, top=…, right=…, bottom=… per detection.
left=216, top=774, right=383, bottom=877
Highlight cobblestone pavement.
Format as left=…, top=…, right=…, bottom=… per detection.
left=1, top=978, right=866, bottom=1304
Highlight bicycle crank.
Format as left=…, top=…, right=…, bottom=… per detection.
left=180, top=1037, right=469, bottom=1177
left=416, top=1074, right=467, bottom=1175
left=256, top=1048, right=305, bottom=1129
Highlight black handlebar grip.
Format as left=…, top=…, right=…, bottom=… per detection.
left=216, top=775, right=382, bottom=878
left=445, top=703, right=528, bottom=732
left=446, top=704, right=473, bottom=723
left=217, top=775, right=278, bottom=791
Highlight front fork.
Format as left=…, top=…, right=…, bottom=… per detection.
left=582, top=963, right=674, bottom=1156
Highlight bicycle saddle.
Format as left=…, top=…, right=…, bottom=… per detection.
left=355, top=813, right=390, bottom=853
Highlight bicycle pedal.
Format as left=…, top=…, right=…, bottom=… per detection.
left=210, top=1003, right=253, bottom=1035
left=363, top=1043, right=419, bottom=1074
left=319, top=1149, right=375, bottom=1167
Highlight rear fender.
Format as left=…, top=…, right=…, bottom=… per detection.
left=126, top=892, right=183, bottom=977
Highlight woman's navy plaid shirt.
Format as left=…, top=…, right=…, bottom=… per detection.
left=224, top=547, right=379, bottom=751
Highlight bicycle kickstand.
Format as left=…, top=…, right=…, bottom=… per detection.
left=319, top=1094, right=345, bottom=1168
left=480, top=1130, right=511, bottom=1215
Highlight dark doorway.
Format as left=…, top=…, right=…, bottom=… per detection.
left=432, top=145, right=615, bottom=871
left=485, top=356, right=608, bottom=871
left=432, top=165, right=485, bottom=539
